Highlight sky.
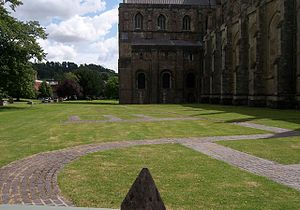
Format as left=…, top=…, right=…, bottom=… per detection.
left=11, top=0, right=122, bottom=71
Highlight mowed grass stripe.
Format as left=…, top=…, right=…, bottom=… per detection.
left=0, top=102, right=268, bottom=167
left=58, top=144, right=300, bottom=210
left=218, top=137, right=300, bottom=165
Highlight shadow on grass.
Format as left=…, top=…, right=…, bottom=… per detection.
left=181, top=103, right=300, bottom=133
left=63, top=100, right=119, bottom=105
left=0, top=106, right=28, bottom=112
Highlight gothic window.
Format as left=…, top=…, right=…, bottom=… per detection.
left=135, top=13, right=143, bottom=30
left=183, top=15, right=191, bottom=31
left=158, top=15, right=166, bottom=30
left=137, top=72, right=146, bottom=89
left=186, top=73, right=196, bottom=88
left=162, top=72, right=171, bottom=89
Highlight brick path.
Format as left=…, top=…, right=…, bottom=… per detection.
left=0, top=122, right=300, bottom=207
left=183, top=142, right=300, bottom=191
left=66, top=115, right=203, bottom=123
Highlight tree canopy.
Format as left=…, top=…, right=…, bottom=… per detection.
left=0, top=0, right=46, bottom=100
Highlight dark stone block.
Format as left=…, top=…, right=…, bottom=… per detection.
left=121, top=168, right=166, bottom=210
left=248, top=99, right=266, bottom=107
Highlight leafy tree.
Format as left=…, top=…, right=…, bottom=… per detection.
left=63, top=72, right=79, bottom=82
left=75, top=67, right=104, bottom=99
left=0, top=87, right=7, bottom=101
left=0, top=0, right=46, bottom=100
left=56, top=79, right=81, bottom=99
left=105, top=76, right=119, bottom=99
left=38, top=81, right=52, bottom=98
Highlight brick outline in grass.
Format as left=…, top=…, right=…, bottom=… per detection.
left=0, top=122, right=299, bottom=207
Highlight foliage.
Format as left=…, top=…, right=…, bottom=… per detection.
left=0, top=87, right=7, bottom=100
left=38, top=81, right=53, bottom=98
left=0, top=0, right=46, bottom=100
left=63, top=72, right=79, bottom=82
left=75, top=67, right=103, bottom=99
left=56, top=79, right=81, bottom=99
left=32, top=62, right=116, bottom=81
left=32, top=62, right=79, bottom=80
left=104, top=76, right=119, bottom=99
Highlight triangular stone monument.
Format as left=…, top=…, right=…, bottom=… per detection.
left=121, top=168, right=166, bottom=210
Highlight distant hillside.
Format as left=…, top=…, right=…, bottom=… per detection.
left=32, top=62, right=117, bottom=80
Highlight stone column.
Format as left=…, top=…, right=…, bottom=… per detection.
left=248, top=5, right=266, bottom=107
left=275, top=0, right=297, bottom=108
left=220, top=24, right=233, bottom=105
left=150, top=49, right=159, bottom=103
left=233, top=11, right=249, bottom=106
left=210, top=30, right=222, bottom=104
left=201, top=34, right=212, bottom=103
left=297, top=0, right=300, bottom=108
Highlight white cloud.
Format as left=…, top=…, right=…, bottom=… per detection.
left=12, top=0, right=119, bottom=71
left=14, top=0, right=106, bottom=22
left=47, top=7, right=118, bottom=43
left=39, top=39, right=77, bottom=62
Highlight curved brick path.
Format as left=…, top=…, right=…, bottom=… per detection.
left=0, top=122, right=300, bottom=206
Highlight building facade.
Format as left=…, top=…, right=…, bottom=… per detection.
left=119, top=0, right=300, bottom=108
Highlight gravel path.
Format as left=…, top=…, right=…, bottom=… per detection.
left=0, top=122, right=299, bottom=207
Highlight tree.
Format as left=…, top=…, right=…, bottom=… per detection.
left=38, top=81, right=52, bottom=98
left=0, top=0, right=46, bottom=100
left=75, top=67, right=104, bottom=99
left=105, top=76, right=119, bottom=99
left=63, top=72, right=79, bottom=82
left=56, top=79, right=81, bottom=99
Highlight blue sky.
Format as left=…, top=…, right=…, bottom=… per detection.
left=12, top=0, right=123, bottom=71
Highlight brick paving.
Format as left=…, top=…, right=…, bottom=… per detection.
left=65, top=115, right=203, bottom=124
left=0, top=122, right=299, bottom=206
left=183, top=142, right=300, bottom=191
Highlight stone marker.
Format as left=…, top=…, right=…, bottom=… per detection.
left=121, top=168, right=166, bottom=210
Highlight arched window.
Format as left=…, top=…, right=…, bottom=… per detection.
left=183, top=15, right=191, bottom=31
left=135, top=13, right=143, bottom=30
left=162, top=72, right=171, bottom=89
left=186, top=73, right=196, bottom=88
left=137, top=73, right=146, bottom=89
left=158, top=15, right=166, bottom=30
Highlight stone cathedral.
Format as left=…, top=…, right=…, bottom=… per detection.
left=118, top=0, right=300, bottom=109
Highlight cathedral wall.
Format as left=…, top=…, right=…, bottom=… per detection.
left=247, top=6, right=266, bottom=106
left=297, top=0, right=300, bottom=107
left=209, top=30, right=222, bottom=104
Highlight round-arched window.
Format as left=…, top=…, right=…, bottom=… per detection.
left=137, top=72, right=146, bottom=89
left=158, top=15, right=166, bottom=30
left=183, top=15, right=191, bottom=31
left=135, top=13, right=143, bottom=30
left=162, top=72, right=171, bottom=89
left=186, top=73, right=195, bottom=88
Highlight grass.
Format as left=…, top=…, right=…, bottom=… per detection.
left=218, top=137, right=300, bottom=164
left=58, top=144, right=300, bottom=210
left=0, top=101, right=272, bottom=168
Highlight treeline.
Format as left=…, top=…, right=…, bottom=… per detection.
left=33, top=62, right=116, bottom=81
left=34, top=62, right=119, bottom=100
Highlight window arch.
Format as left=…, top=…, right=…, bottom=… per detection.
left=137, top=72, right=146, bottom=89
left=186, top=73, right=196, bottom=88
left=183, top=15, right=191, bottom=31
left=162, top=72, right=171, bottom=89
left=135, top=13, right=143, bottom=30
left=158, top=14, right=166, bottom=30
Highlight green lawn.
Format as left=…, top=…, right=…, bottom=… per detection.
left=58, top=144, right=300, bottom=210
left=218, top=137, right=300, bottom=164
left=0, top=101, right=274, bottom=167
